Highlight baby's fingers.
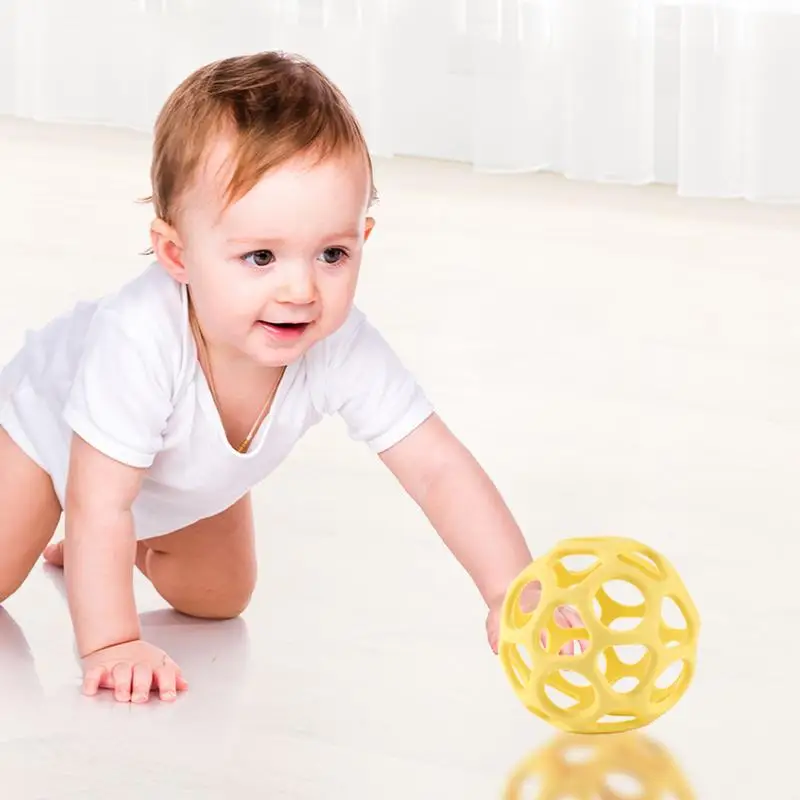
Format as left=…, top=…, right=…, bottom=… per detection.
left=555, top=605, right=584, bottom=629
left=82, top=666, right=107, bottom=697
left=566, top=608, right=585, bottom=629
left=552, top=606, right=589, bottom=655
left=154, top=662, right=186, bottom=702
left=131, top=663, right=154, bottom=704
left=111, top=663, right=133, bottom=702
left=562, top=607, right=590, bottom=653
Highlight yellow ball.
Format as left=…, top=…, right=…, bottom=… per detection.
left=498, top=537, right=700, bottom=734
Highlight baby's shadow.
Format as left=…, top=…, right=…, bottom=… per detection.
left=0, top=607, right=44, bottom=702
left=140, top=608, right=251, bottom=688
left=139, top=610, right=253, bottom=717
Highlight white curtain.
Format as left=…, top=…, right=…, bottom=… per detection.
left=2, top=0, right=800, bottom=202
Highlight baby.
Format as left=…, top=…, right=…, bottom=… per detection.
left=0, top=51, right=537, bottom=703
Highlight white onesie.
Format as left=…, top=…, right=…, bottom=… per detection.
left=0, top=263, right=433, bottom=540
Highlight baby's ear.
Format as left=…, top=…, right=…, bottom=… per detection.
left=364, top=216, right=376, bottom=242
left=150, top=218, right=187, bottom=283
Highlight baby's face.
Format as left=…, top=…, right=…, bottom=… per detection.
left=170, top=137, right=373, bottom=368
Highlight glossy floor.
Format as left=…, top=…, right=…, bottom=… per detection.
left=1, top=116, right=798, bottom=798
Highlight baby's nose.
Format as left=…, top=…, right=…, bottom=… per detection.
left=277, top=261, right=316, bottom=304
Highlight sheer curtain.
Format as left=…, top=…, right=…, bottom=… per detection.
left=2, top=0, right=800, bottom=201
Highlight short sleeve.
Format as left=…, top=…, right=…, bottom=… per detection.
left=62, top=310, right=175, bottom=468
left=320, top=308, right=434, bottom=453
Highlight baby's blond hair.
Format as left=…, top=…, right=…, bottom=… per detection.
left=146, top=51, right=375, bottom=226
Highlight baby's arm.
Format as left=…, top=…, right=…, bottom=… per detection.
left=63, top=434, right=185, bottom=701
left=319, top=309, right=533, bottom=647
left=379, top=413, right=533, bottom=643
left=64, top=434, right=143, bottom=656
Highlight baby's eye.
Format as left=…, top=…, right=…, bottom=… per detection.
left=319, top=247, right=348, bottom=266
left=243, top=250, right=275, bottom=268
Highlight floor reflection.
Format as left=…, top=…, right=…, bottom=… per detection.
left=0, top=607, right=43, bottom=697
left=2, top=565, right=251, bottom=711
left=502, top=730, right=695, bottom=800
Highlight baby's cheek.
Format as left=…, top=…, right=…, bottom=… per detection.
left=325, top=273, right=359, bottom=314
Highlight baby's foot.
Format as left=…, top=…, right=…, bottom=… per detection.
left=42, top=540, right=65, bottom=567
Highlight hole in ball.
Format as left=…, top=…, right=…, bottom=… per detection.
left=554, top=554, right=602, bottom=589
left=560, top=670, right=592, bottom=688
left=655, top=659, right=685, bottom=690
left=611, top=676, right=641, bottom=694
left=605, top=772, right=646, bottom=799
left=544, top=683, right=579, bottom=710
left=602, top=580, right=645, bottom=607
left=597, top=651, right=608, bottom=674
left=662, top=596, right=688, bottom=630
left=613, top=644, right=648, bottom=666
left=609, top=615, right=643, bottom=632
left=560, top=554, right=599, bottom=573
left=598, top=714, right=637, bottom=725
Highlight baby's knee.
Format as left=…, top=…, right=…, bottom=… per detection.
left=172, top=582, right=255, bottom=620
left=146, top=552, right=256, bottom=620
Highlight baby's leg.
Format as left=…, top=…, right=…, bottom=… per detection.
left=136, top=493, right=257, bottom=620
left=45, top=492, right=257, bottom=620
left=0, top=426, right=62, bottom=603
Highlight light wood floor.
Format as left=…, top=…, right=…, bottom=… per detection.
left=1, top=115, right=798, bottom=798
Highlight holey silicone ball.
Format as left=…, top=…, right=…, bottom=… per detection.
left=498, top=537, right=700, bottom=734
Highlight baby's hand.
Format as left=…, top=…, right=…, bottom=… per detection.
left=81, top=640, right=188, bottom=703
left=486, top=581, right=589, bottom=656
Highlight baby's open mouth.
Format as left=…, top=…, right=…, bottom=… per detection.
left=259, top=320, right=312, bottom=339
